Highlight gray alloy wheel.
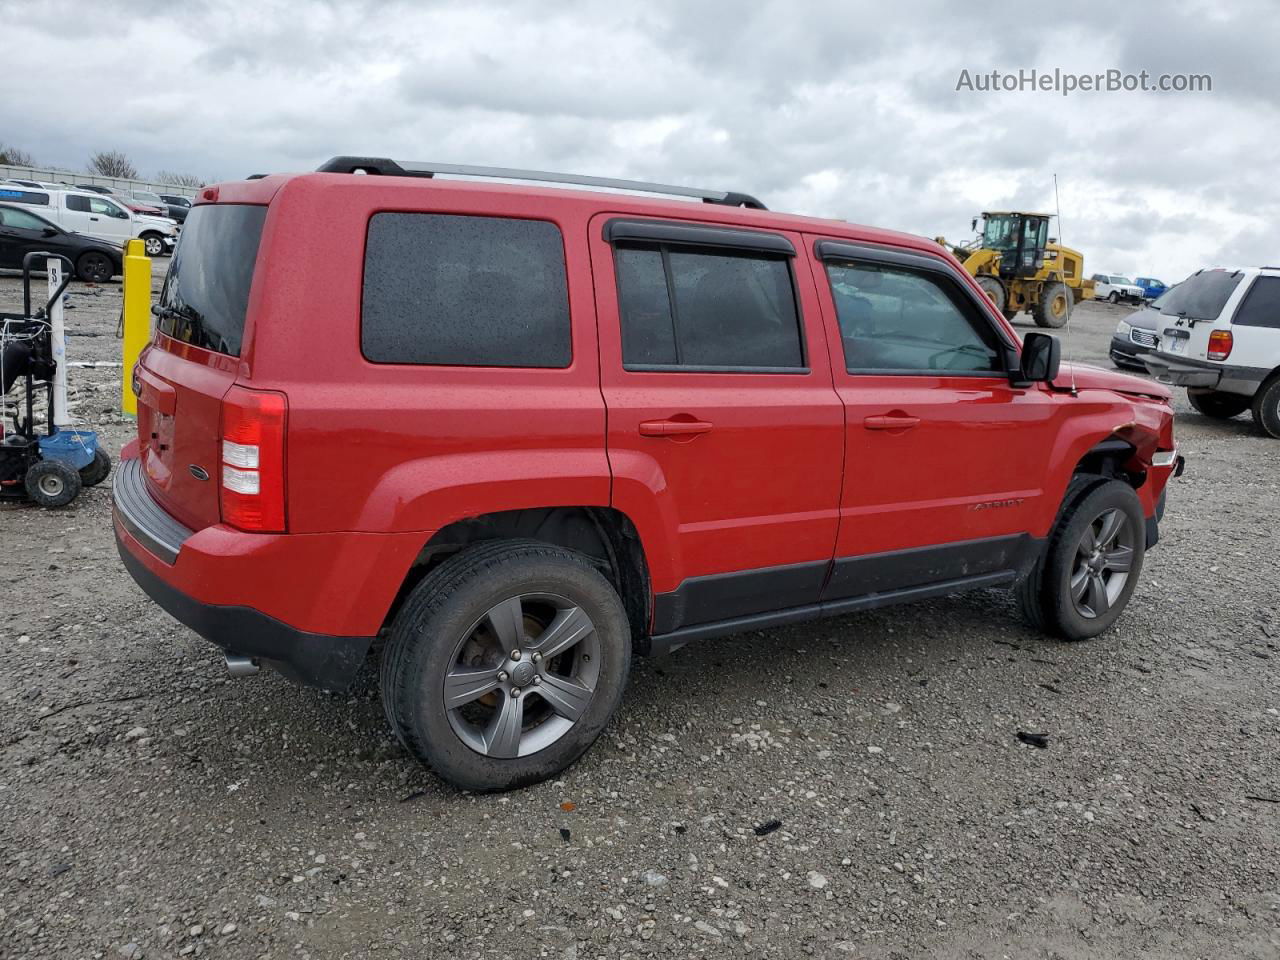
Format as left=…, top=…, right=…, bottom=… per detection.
left=444, top=593, right=602, bottom=759
left=141, top=233, right=164, bottom=257
left=1068, top=507, right=1135, bottom=619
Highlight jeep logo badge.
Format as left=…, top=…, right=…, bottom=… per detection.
left=189, top=464, right=210, bottom=481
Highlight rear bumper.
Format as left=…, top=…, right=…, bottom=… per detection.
left=115, top=530, right=372, bottom=690
left=112, top=457, right=424, bottom=690
left=1142, top=353, right=1269, bottom=393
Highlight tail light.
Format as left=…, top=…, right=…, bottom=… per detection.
left=220, top=386, right=287, bottom=532
left=1207, top=330, right=1233, bottom=361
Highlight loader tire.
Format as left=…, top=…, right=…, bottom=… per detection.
left=1034, top=282, right=1071, bottom=328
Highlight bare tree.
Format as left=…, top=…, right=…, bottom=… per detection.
left=87, top=150, right=138, bottom=179
left=156, top=170, right=207, bottom=188
left=0, top=144, right=36, bottom=166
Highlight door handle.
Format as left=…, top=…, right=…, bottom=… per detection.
left=639, top=418, right=714, bottom=437
left=89, top=216, right=100, bottom=221
left=864, top=414, right=920, bottom=431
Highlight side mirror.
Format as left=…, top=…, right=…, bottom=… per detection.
left=970, top=217, right=978, bottom=232
left=42, top=227, right=57, bottom=237
left=1015, top=332, right=1061, bottom=385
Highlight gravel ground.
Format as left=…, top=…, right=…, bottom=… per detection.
left=2, top=269, right=1278, bottom=960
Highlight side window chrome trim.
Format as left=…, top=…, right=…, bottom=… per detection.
left=605, top=218, right=795, bottom=256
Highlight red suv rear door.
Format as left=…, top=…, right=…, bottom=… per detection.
left=590, top=214, right=844, bottom=633
left=807, top=237, right=1060, bottom=600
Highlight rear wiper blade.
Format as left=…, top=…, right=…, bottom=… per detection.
left=151, top=303, right=201, bottom=323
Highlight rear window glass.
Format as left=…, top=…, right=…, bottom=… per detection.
left=156, top=204, right=267, bottom=356
left=1158, top=270, right=1242, bottom=321
left=362, top=213, right=571, bottom=368
left=1233, top=276, right=1280, bottom=329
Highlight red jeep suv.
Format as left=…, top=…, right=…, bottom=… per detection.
left=114, top=156, right=1183, bottom=791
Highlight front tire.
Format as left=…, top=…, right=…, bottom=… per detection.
left=381, top=540, right=631, bottom=791
left=1017, top=477, right=1145, bottom=640
left=25, top=460, right=82, bottom=508
left=1188, top=389, right=1251, bottom=420
left=1252, top=376, right=1280, bottom=438
left=140, top=232, right=165, bottom=257
left=1034, top=281, right=1071, bottom=328
left=976, top=276, right=1007, bottom=316
left=1107, top=291, right=1119, bottom=304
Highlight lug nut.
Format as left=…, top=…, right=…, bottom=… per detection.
left=497, top=671, right=508, bottom=682
left=511, top=688, right=521, bottom=697
left=531, top=652, right=542, bottom=663
left=511, top=649, right=522, bottom=661
left=532, top=675, right=542, bottom=685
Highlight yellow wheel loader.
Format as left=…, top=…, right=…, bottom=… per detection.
left=937, top=212, right=1093, bottom=328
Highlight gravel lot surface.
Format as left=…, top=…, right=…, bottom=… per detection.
left=2, top=268, right=1278, bottom=959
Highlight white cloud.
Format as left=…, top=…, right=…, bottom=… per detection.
left=1, top=0, right=1274, bottom=281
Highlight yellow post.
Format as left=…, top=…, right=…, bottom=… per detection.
left=121, top=238, right=152, bottom=417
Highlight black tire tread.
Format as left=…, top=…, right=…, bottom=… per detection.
left=1015, top=473, right=1108, bottom=632
left=1251, top=375, right=1280, bottom=438
left=380, top=539, right=629, bottom=790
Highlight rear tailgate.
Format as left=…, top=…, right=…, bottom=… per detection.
left=137, top=203, right=267, bottom=532
left=1156, top=268, right=1244, bottom=360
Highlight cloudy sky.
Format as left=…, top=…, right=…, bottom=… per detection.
left=2, top=0, right=1274, bottom=281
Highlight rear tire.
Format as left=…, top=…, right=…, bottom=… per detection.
left=381, top=540, right=631, bottom=792
left=25, top=460, right=82, bottom=508
left=79, top=447, right=112, bottom=487
left=76, top=251, right=114, bottom=283
left=1017, top=477, right=1144, bottom=640
left=1251, top=376, right=1280, bottom=438
left=1188, top=389, right=1251, bottom=420
left=1034, top=281, right=1071, bottom=328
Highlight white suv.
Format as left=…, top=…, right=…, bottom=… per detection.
left=0, top=185, right=177, bottom=255
left=1093, top=274, right=1146, bottom=304
left=1143, top=266, right=1280, bottom=437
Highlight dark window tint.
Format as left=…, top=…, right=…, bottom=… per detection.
left=65, top=195, right=90, bottom=212
left=1233, top=276, right=1280, bottom=329
left=157, top=204, right=266, bottom=357
left=1158, top=270, right=1241, bottom=321
left=616, top=247, right=677, bottom=365
left=362, top=213, right=570, bottom=368
left=827, top=261, right=1002, bottom=373
left=614, top=244, right=803, bottom=369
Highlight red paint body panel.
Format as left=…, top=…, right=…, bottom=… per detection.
left=117, top=170, right=1178, bottom=643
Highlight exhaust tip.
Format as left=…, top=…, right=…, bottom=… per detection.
left=225, top=654, right=260, bottom=678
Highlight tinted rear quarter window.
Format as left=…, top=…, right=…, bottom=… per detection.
left=1232, top=276, right=1280, bottom=329
left=362, top=213, right=571, bottom=368
left=0, top=188, right=50, bottom=206
left=157, top=204, right=267, bottom=356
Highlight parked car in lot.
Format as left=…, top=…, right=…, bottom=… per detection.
left=113, top=156, right=1183, bottom=791
left=1093, top=274, right=1146, bottom=304
left=1110, top=296, right=1166, bottom=370
left=0, top=185, right=177, bottom=255
left=1143, top=266, right=1280, bottom=437
left=155, top=193, right=191, bottom=223
left=1135, top=276, right=1167, bottom=301
left=0, top=202, right=122, bottom=281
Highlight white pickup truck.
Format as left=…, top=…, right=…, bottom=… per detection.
left=0, top=184, right=178, bottom=256
left=1092, top=274, right=1146, bottom=304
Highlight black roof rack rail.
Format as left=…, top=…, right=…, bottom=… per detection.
left=315, top=156, right=767, bottom=209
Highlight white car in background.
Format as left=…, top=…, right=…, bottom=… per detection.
left=0, top=184, right=177, bottom=255
left=1092, top=274, right=1146, bottom=304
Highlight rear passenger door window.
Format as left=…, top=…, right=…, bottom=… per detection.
left=614, top=244, right=804, bottom=371
left=826, top=261, right=1002, bottom=374
left=1233, top=276, right=1280, bottom=329
left=362, top=213, right=571, bottom=367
